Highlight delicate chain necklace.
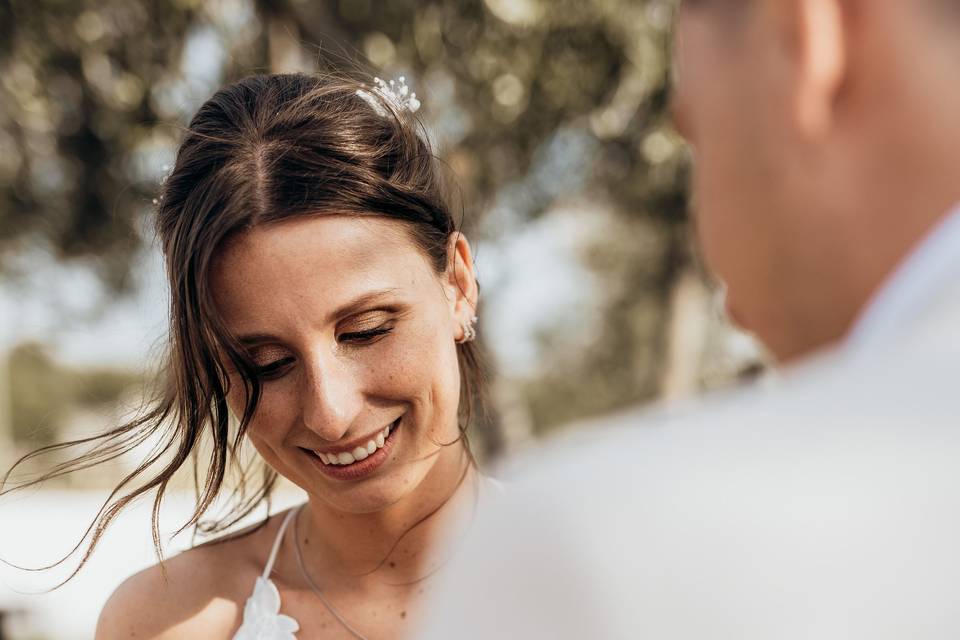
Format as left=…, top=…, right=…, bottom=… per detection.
left=293, top=506, right=371, bottom=640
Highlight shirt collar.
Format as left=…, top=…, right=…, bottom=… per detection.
left=845, top=204, right=960, bottom=354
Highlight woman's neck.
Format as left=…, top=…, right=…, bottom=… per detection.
left=296, top=445, right=479, bottom=587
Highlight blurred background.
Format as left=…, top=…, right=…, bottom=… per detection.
left=0, top=0, right=764, bottom=637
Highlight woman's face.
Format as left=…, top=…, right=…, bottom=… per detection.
left=211, top=215, right=477, bottom=514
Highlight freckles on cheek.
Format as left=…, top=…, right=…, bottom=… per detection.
left=240, top=388, right=299, bottom=453
left=377, top=345, right=441, bottom=421
left=224, top=380, right=248, bottom=419
left=386, top=326, right=434, bottom=380
left=244, top=412, right=299, bottom=478
left=380, top=355, right=420, bottom=398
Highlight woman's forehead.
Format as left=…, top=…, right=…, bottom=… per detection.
left=222, top=214, right=412, bottom=263
left=210, top=215, right=436, bottom=332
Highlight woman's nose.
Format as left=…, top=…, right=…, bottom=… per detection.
left=300, top=355, right=363, bottom=442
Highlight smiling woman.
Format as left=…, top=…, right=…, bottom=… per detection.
left=211, top=214, right=478, bottom=518
left=1, top=73, right=491, bottom=639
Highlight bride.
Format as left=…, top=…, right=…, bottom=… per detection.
left=8, top=72, right=491, bottom=639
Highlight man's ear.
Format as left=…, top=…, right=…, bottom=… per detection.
left=445, top=232, right=479, bottom=333
left=784, top=0, right=848, bottom=139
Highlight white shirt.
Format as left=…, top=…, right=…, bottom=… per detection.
left=847, top=205, right=960, bottom=353
left=420, top=205, right=960, bottom=640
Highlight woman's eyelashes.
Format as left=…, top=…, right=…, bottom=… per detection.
left=250, top=323, right=396, bottom=381
left=338, top=324, right=394, bottom=345
left=254, top=356, right=296, bottom=380
left=337, top=309, right=399, bottom=347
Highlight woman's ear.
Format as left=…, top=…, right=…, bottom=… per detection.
left=445, top=232, right=479, bottom=336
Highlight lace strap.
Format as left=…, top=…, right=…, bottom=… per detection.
left=262, top=505, right=301, bottom=579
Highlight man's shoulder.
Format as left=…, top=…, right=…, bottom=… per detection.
left=433, top=345, right=960, bottom=638
left=505, top=342, right=959, bottom=497
left=481, top=341, right=960, bottom=561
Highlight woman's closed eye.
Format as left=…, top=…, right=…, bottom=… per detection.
left=337, top=309, right=399, bottom=346
left=338, top=324, right=394, bottom=345
left=254, top=356, right=296, bottom=380
left=249, top=322, right=395, bottom=381
left=251, top=348, right=296, bottom=380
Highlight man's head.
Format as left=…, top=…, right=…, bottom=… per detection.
left=673, top=0, right=960, bottom=362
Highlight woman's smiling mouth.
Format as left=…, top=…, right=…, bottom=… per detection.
left=302, top=417, right=401, bottom=480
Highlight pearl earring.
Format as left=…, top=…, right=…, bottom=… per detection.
left=456, top=315, right=478, bottom=344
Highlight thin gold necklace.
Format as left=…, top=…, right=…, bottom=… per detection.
left=293, top=506, right=370, bottom=640
left=290, top=466, right=478, bottom=637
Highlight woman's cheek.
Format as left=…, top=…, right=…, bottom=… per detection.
left=376, top=328, right=437, bottom=391
left=243, top=385, right=299, bottom=454
left=400, top=330, right=461, bottom=429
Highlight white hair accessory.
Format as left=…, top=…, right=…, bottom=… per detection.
left=356, top=76, right=421, bottom=118
left=456, top=315, right=478, bottom=344
left=153, top=164, right=173, bottom=205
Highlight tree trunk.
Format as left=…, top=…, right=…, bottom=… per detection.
left=660, top=268, right=711, bottom=402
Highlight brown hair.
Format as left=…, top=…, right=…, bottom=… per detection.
left=1, top=73, right=484, bottom=579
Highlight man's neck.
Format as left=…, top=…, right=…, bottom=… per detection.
left=780, top=193, right=960, bottom=364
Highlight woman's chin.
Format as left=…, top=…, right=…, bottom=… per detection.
left=283, top=420, right=464, bottom=516
left=308, top=464, right=433, bottom=515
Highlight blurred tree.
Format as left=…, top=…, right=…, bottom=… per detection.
left=272, top=0, right=696, bottom=433
left=0, top=0, right=207, bottom=290
left=8, top=342, right=72, bottom=445
left=8, top=342, right=141, bottom=446
left=1, top=0, right=756, bottom=456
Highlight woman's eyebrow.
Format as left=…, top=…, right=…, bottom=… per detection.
left=328, top=287, right=403, bottom=322
left=234, top=287, right=403, bottom=345
left=237, top=333, right=278, bottom=347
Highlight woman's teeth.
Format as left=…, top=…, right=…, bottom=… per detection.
left=316, top=422, right=395, bottom=466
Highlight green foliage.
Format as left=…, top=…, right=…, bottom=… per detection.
left=73, top=368, right=142, bottom=408
left=0, top=0, right=201, bottom=289
left=8, top=343, right=71, bottom=444
left=8, top=342, right=141, bottom=445
left=1, top=0, right=708, bottom=445
left=264, top=0, right=691, bottom=432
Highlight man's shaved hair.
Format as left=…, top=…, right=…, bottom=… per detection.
left=925, top=0, right=960, bottom=32
left=934, top=0, right=960, bottom=16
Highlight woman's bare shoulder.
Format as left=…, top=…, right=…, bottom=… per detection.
left=95, top=516, right=280, bottom=640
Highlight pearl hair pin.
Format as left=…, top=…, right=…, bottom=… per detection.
left=356, top=76, right=421, bottom=118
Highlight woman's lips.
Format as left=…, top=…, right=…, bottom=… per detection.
left=315, top=420, right=397, bottom=465
left=305, top=418, right=400, bottom=481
